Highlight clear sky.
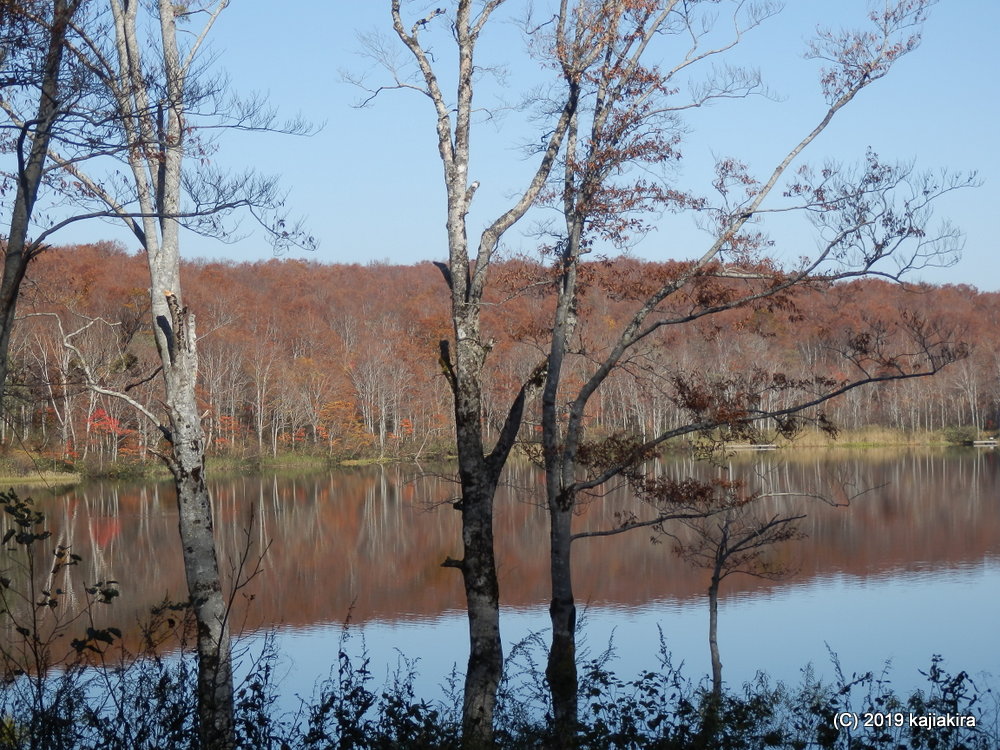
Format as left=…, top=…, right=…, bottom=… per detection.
left=59, top=1, right=1000, bottom=291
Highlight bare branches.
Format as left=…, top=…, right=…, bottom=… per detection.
left=570, top=506, right=709, bottom=542
left=807, top=0, right=931, bottom=104
left=672, top=505, right=806, bottom=583
left=411, top=6, right=447, bottom=37
left=22, top=311, right=165, bottom=431
left=540, top=4, right=970, bottom=502
left=0, top=0, right=312, bottom=256
left=347, top=27, right=436, bottom=107
left=389, top=0, right=456, bottom=174
left=179, top=0, right=229, bottom=75
left=786, top=155, right=976, bottom=278
left=564, top=303, right=965, bottom=498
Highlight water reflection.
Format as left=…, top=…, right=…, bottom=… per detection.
left=5, top=448, right=998, bottom=693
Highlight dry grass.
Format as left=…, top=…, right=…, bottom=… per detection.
left=782, top=426, right=946, bottom=448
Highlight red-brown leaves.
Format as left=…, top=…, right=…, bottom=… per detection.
left=807, top=0, right=929, bottom=103
left=576, top=433, right=656, bottom=478
left=636, top=475, right=745, bottom=512
left=14, top=246, right=978, bottom=463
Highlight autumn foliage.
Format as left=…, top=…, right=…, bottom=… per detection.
left=5, top=241, right=994, bottom=465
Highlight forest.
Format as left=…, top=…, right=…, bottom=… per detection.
left=8, top=240, right=997, bottom=469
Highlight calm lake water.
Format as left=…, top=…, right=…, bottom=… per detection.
left=8, top=448, right=1000, bottom=706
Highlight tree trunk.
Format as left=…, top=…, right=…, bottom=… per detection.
left=0, top=0, right=80, bottom=412
left=449, top=328, right=503, bottom=748
left=388, top=3, right=575, bottom=742
left=709, top=572, right=722, bottom=699
left=699, top=570, right=723, bottom=748
left=456, top=479, right=502, bottom=747
left=542, top=218, right=583, bottom=746
left=158, top=298, right=235, bottom=749
left=446, top=307, right=541, bottom=747
left=546, top=505, right=578, bottom=747
left=105, top=0, right=237, bottom=744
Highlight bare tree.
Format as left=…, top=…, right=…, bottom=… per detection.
left=378, top=3, right=577, bottom=743
left=16, top=0, right=311, bottom=745
left=667, top=482, right=804, bottom=697
left=81, top=3, right=240, bottom=745
left=0, top=0, right=85, bottom=413
left=651, top=476, right=804, bottom=747
left=528, top=0, right=972, bottom=741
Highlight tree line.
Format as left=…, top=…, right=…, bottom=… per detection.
left=7, top=241, right=995, bottom=467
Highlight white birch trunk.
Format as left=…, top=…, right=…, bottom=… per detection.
left=107, top=1, right=235, bottom=746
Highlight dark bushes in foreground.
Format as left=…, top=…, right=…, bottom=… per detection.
left=0, top=632, right=995, bottom=749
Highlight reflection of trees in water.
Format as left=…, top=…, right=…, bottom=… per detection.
left=4, top=450, right=997, bottom=641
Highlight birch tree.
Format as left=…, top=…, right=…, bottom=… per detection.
left=94, top=2, right=238, bottom=745
left=2, top=3, right=240, bottom=740
left=375, top=3, right=581, bottom=744
left=42, top=0, right=307, bottom=744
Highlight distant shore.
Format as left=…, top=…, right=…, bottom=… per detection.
left=1, top=426, right=990, bottom=487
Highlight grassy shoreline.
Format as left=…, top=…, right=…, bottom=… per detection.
left=0, top=470, right=84, bottom=485
left=0, top=427, right=986, bottom=484
left=759, top=426, right=956, bottom=448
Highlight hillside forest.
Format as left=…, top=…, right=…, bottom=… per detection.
left=9, top=240, right=996, bottom=468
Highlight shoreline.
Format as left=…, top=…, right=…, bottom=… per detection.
left=0, top=428, right=989, bottom=486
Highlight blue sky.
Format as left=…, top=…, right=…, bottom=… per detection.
left=61, top=2, right=1000, bottom=290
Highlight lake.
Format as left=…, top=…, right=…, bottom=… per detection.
left=7, top=447, right=999, bottom=708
